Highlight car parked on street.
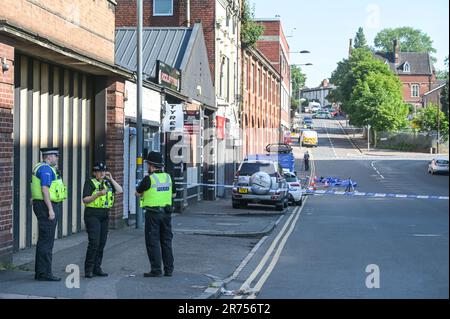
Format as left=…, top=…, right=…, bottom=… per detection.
left=284, top=172, right=303, bottom=206
left=428, top=157, right=449, bottom=175
left=312, top=111, right=332, bottom=119
left=232, top=160, right=289, bottom=211
left=303, top=117, right=313, bottom=129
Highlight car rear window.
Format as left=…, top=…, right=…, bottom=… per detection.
left=239, top=162, right=276, bottom=176
left=436, top=160, right=449, bottom=165
left=285, top=176, right=297, bottom=182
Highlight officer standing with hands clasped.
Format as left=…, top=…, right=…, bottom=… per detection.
left=31, top=147, right=67, bottom=281
left=136, top=151, right=176, bottom=278
left=82, top=162, right=123, bottom=278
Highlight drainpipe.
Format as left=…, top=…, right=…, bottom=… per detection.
left=186, top=0, right=191, bottom=27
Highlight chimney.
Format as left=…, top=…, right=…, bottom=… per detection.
left=393, top=39, right=399, bottom=65
left=348, top=38, right=353, bottom=57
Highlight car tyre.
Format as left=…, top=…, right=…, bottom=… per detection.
left=276, top=203, right=284, bottom=211
left=295, top=198, right=303, bottom=206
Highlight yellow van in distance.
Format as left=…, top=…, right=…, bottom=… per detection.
left=301, top=130, right=318, bottom=147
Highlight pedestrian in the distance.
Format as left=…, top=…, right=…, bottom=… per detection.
left=345, top=177, right=354, bottom=193
left=304, top=151, right=310, bottom=171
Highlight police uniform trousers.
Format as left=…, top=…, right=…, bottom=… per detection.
left=144, top=208, right=174, bottom=274
left=84, top=210, right=109, bottom=273
left=33, top=200, right=59, bottom=277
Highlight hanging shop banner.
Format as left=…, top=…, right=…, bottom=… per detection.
left=163, top=103, right=184, bottom=133
left=184, top=110, right=200, bottom=135
left=157, top=60, right=181, bottom=91
left=216, top=116, right=225, bottom=140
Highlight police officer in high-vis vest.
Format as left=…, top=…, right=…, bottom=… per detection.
left=82, top=162, right=123, bottom=278
left=31, top=147, right=67, bottom=281
left=136, top=151, right=176, bottom=277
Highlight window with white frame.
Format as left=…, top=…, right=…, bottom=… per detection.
left=153, top=0, right=173, bottom=16
left=403, top=62, right=410, bottom=73
left=411, top=84, right=420, bottom=97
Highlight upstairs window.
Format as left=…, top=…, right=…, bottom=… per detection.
left=403, top=62, right=411, bottom=73
left=154, top=0, right=173, bottom=16
left=411, top=84, right=420, bottom=98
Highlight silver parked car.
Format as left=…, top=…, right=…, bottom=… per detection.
left=428, top=157, right=449, bottom=175
left=232, top=160, right=289, bottom=211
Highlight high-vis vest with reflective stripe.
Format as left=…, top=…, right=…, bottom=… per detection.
left=31, top=162, right=67, bottom=202
left=85, top=178, right=115, bottom=209
left=140, top=173, right=172, bottom=208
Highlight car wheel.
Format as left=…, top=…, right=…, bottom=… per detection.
left=283, top=200, right=289, bottom=209
left=431, top=169, right=435, bottom=175
left=276, top=203, right=284, bottom=211
left=296, top=198, right=303, bottom=206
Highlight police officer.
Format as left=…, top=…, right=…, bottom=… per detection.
left=82, top=162, right=123, bottom=278
left=304, top=151, right=310, bottom=171
left=31, top=147, right=67, bottom=281
left=136, top=151, right=176, bottom=277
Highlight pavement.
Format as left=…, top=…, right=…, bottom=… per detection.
left=336, top=119, right=448, bottom=159
left=0, top=199, right=286, bottom=299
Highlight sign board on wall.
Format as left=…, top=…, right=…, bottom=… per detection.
left=184, top=110, right=200, bottom=135
left=157, top=60, right=181, bottom=91
left=216, top=116, right=225, bottom=140
left=124, top=81, right=161, bottom=123
left=163, top=103, right=184, bottom=133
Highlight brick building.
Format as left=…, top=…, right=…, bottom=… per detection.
left=374, top=39, right=437, bottom=110
left=241, top=47, right=280, bottom=157
left=255, top=19, right=291, bottom=140
left=0, top=0, right=130, bottom=263
left=116, top=0, right=242, bottom=198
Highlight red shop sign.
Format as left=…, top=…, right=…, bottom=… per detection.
left=216, top=116, right=225, bottom=140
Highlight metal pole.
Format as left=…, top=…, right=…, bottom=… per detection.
left=437, top=104, right=440, bottom=154
left=136, top=0, right=143, bottom=229
left=367, top=124, right=370, bottom=151
left=279, top=75, right=283, bottom=143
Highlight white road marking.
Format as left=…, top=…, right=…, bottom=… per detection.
left=322, top=119, right=338, bottom=158
left=247, top=197, right=308, bottom=299
left=223, top=235, right=269, bottom=285
left=371, top=161, right=385, bottom=179
left=412, top=234, right=441, bottom=237
left=233, top=206, right=299, bottom=299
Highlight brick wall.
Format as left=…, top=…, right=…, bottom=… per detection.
left=0, top=41, right=14, bottom=263
left=0, top=0, right=116, bottom=64
left=105, top=79, right=125, bottom=229
left=242, top=49, right=281, bottom=157
left=116, top=0, right=216, bottom=82
left=399, top=74, right=433, bottom=104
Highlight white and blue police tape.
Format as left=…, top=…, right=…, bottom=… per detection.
left=175, top=182, right=449, bottom=200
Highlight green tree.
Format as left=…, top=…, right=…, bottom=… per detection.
left=291, top=65, right=307, bottom=96
left=412, top=103, right=449, bottom=141
left=354, top=27, right=369, bottom=50
left=348, top=72, right=409, bottom=132
left=374, top=27, right=437, bottom=63
left=241, top=0, right=264, bottom=47
left=329, top=48, right=391, bottom=113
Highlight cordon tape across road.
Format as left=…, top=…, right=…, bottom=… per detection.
left=175, top=182, right=449, bottom=200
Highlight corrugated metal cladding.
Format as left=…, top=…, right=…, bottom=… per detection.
left=115, top=28, right=192, bottom=78
left=13, top=54, right=93, bottom=250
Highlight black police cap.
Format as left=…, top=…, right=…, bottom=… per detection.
left=93, top=162, right=107, bottom=171
left=40, top=147, right=59, bottom=156
left=146, top=151, right=164, bottom=167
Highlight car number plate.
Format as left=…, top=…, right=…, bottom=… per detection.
left=238, top=188, right=248, bottom=194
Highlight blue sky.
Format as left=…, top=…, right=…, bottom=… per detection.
left=249, top=0, right=449, bottom=88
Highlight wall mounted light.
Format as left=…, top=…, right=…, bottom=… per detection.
left=1, top=57, right=10, bottom=72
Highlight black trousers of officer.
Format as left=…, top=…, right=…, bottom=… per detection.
left=144, top=208, right=174, bottom=274
left=33, top=200, right=58, bottom=277
left=84, top=210, right=109, bottom=273
left=304, top=159, right=310, bottom=171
